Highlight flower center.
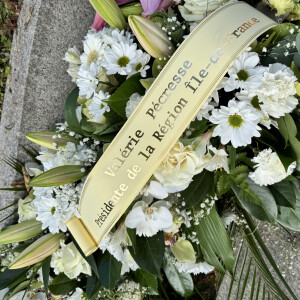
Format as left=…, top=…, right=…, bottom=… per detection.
left=237, top=69, right=249, bottom=81
left=100, top=103, right=105, bottom=110
left=87, top=50, right=99, bottom=66
left=229, top=114, right=243, bottom=128
left=118, top=56, right=130, bottom=67
left=136, top=62, right=142, bottom=71
left=251, top=95, right=261, bottom=110
left=51, top=206, right=56, bottom=215
left=145, top=207, right=157, bottom=220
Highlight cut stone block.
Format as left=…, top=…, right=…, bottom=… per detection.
left=0, top=0, right=95, bottom=228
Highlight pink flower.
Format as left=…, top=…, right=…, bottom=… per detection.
left=140, top=0, right=174, bottom=16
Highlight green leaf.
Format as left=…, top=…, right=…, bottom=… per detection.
left=133, top=269, right=159, bottom=295
left=245, top=179, right=278, bottom=221
left=49, top=273, right=79, bottom=295
left=276, top=205, right=300, bottom=231
left=129, top=232, right=164, bottom=277
left=64, top=87, right=84, bottom=135
left=28, top=165, right=88, bottom=187
left=180, top=170, right=214, bottom=209
left=232, top=182, right=276, bottom=223
left=290, top=61, right=300, bottom=81
left=163, top=254, right=193, bottom=297
left=99, top=251, right=122, bottom=290
left=42, top=256, right=51, bottom=295
left=104, top=73, right=145, bottom=118
left=195, top=206, right=234, bottom=272
left=86, top=276, right=101, bottom=299
left=0, top=268, right=28, bottom=290
left=270, top=180, right=296, bottom=209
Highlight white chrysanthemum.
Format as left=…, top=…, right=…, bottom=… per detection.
left=204, top=146, right=229, bottom=173
left=102, top=42, right=143, bottom=76
left=255, top=63, right=298, bottom=118
left=88, top=90, right=110, bottom=122
left=175, top=260, right=214, bottom=275
left=77, top=62, right=101, bottom=98
left=51, top=241, right=91, bottom=279
left=80, top=35, right=105, bottom=69
left=99, top=28, right=133, bottom=46
left=154, top=142, right=205, bottom=191
left=125, top=93, right=143, bottom=118
left=209, top=99, right=261, bottom=148
left=35, top=197, right=71, bottom=233
left=249, top=148, right=296, bottom=186
left=64, top=46, right=81, bottom=83
left=224, top=51, right=266, bottom=92
left=125, top=200, right=173, bottom=237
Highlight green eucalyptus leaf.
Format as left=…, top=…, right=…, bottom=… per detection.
left=49, top=273, right=79, bottom=295
left=128, top=232, right=164, bottom=277
left=163, top=254, right=194, bottom=297
left=180, top=170, right=214, bottom=209
left=104, top=73, right=145, bottom=118
left=64, top=87, right=84, bottom=135
left=28, top=165, right=88, bottom=187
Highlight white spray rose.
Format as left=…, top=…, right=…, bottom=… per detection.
left=154, top=142, right=205, bottom=192
left=51, top=240, right=91, bottom=279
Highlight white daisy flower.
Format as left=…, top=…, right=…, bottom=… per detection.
left=77, top=62, right=101, bottom=99
left=249, top=148, right=296, bottom=186
left=236, top=89, right=277, bottom=129
left=125, top=93, right=143, bottom=118
left=100, top=28, right=133, bottom=46
left=35, top=197, right=70, bottom=233
left=80, top=34, right=105, bottom=69
left=224, top=50, right=266, bottom=92
left=128, top=52, right=151, bottom=78
left=88, top=90, right=110, bottom=122
left=102, top=42, right=143, bottom=76
left=125, top=200, right=173, bottom=237
left=209, top=99, right=261, bottom=148
left=255, top=63, right=298, bottom=118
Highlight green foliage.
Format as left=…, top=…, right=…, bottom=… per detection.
left=64, top=88, right=84, bottom=135
left=0, top=267, right=29, bottom=290
left=133, top=269, right=159, bottom=295
left=129, top=232, right=165, bottom=277
left=179, top=170, right=214, bottom=209
left=98, top=251, right=122, bottom=290
left=104, top=73, right=145, bottom=118
left=195, top=205, right=234, bottom=272
left=270, top=180, right=296, bottom=208
left=163, top=254, right=194, bottom=297
left=42, top=256, right=51, bottom=295
left=49, top=273, right=80, bottom=295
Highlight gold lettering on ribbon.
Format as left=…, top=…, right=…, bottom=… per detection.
left=66, top=1, right=277, bottom=256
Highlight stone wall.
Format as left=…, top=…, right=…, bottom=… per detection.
left=0, top=0, right=94, bottom=228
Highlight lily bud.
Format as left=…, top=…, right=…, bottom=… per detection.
left=9, top=233, right=65, bottom=269
left=28, top=165, right=88, bottom=187
left=121, top=3, right=143, bottom=17
left=0, top=220, right=43, bottom=245
left=26, top=132, right=78, bottom=150
left=128, top=15, right=174, bottom=58
left=89, top=0, right=127, bottom=30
